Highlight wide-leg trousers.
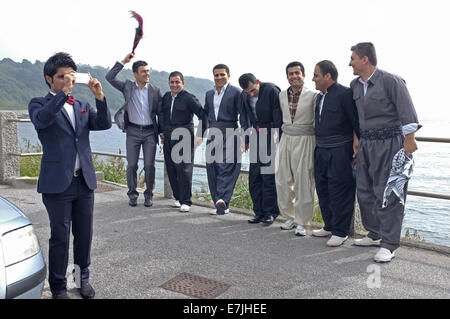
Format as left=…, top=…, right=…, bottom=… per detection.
left=164, top=129, right=195, bottom=206
left=314, top=142, right=356, bottom=237
left=356, top=135, right=406, bottom=252
left=275, top=134, right=315, bottom=226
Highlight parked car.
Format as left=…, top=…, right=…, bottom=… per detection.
left=0, top=196, right=46, bottom=299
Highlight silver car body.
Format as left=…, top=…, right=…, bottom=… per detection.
left=0, top=196, right=46, bottom=299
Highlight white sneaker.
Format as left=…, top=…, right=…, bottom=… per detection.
left=374, top=248, right=396, bottom=263
left=180, top=204, right=190, bottom=213
left=224, top=208, right=229, bottom=214
left=312, top=228, right=332, bottom=237
left=353, top=236, right=381, bottom=247
left=280, top=220, right=296, bottom=230
left=172, top=200, right=181, bottom=208
left=327, top=235, right=348, bottom=247
left=295, top=225, right=306, bottom=236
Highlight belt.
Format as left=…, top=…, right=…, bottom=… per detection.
left=282, top=124, right=314, bottom=136
left=360, top=126, right=402, bottom=140
left=128, top=122, right=154, bottom=130
left=316, top=135, right=353, bottom=148
left=74, top=169, right=82, bottom=177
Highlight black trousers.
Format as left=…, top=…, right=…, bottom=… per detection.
left=163, top=130, right=194, bottom=206
left=42, top=174, right=94, bottom=295
left=249, top=129, right=279, bottom=219
left=314, top=142, right=356, bottom=237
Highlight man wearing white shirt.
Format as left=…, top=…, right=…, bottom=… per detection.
left=29, top=52, right=111, bottom=299
left=349, top=42, right=420, bottom=263
left=106, top=53, right=162, bottom=208
left=202, top=64, right=242, bottom=215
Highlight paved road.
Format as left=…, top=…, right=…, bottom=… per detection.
left=1, top=183, right=449, bottom=299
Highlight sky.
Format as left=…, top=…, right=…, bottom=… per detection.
left=1, top=0, right=449, bottom=132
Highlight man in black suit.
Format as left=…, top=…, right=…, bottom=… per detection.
left=239, top=73, right=282, bottom=224
left=160, top=71, right=207, bottom=212
left=201, top=64, right=243, bottom=215
left=28, top=52, right=112, bottom=299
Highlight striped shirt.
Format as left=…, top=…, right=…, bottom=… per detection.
left=287, top=87, right=302, bottom=123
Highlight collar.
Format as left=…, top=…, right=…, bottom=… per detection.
left=135, top=82, right=149, bottom=89
left=288, top=85, right=303, bottom=96
left=214, top=82, right=229, bottom=94
left=358, top=68, right=378, bottom=85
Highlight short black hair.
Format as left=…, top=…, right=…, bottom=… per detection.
left=351, top=42, right=377, bottom=66
left=213, top=64, right=230, bottom=74
left=238, top=73, right=257, bottom=90
left=132, top=60, right=148, bottom=73
left=169, top=71, right=184, bottom=82
left=43, top=52, right=77, bottom=88
left=285, top=61, right=305, bottom=76
left=316, top=60, right=338, bottom=81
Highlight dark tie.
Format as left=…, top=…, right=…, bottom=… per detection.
left=67, top=95, right=74, bottom=105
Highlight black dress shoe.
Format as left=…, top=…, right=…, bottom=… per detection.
left=52, top=291, right=70, bottom=299
left=144, top=199, right=153, bottom=207
left=129, top=199, right=137, bottom=207
left=79, top=283, right=95, bottom=299
left=248, top=217, right=262, bottom=224
left=261, top=216, right=274, bottom=224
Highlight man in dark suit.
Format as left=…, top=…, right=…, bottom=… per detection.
left=201, top=64, right=242, bottom=215
left=239, top=73, right=282, bottom=224
left=160, top=71, right=207, bottom=212
left=28, top=52, right=112, bottom=299
left=106, top=53, right=162, bottom=207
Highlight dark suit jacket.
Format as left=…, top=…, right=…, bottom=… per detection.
left=315, top=82, right=359, bottom=138
left=160, top=90, right=207, bottom=137
left=105, top=61, right=162, bottom=137
left=239, top=82, right=282, bottom=131
left=28, top=91, right=112, bottom=193
left=204, top=84, right=242, bottom=126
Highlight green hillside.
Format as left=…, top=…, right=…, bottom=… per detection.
left=0, top=58, right=214, bottom=111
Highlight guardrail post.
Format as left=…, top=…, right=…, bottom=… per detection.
left=0, top=111, right=19, bottom=184
left=163, top=161, right=173, bottom=199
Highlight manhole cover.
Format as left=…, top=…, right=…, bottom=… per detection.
left=160, top=273, right=230, bottom=299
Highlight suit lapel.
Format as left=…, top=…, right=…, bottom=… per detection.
left=45, top=93, right=74, bottom=134
left=147, top=84, right=154, bottom=114
left=73, top=100, right=81, bottom=135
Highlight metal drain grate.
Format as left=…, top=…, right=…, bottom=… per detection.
left=160, top=273, right=230, bottom=299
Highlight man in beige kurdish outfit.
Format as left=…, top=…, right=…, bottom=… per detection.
left=275, top=61, right=318, bottom=236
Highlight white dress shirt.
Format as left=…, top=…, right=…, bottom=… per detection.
left=213, top=83, right=229, bottom=121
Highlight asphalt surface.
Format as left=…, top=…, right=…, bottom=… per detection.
left=1, top=183, right=449, bottom=299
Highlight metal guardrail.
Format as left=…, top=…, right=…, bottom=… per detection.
left=7, top=118, right=448, bottom=199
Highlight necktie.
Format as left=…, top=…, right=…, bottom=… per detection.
left=67, top=95, right=74, bottom=105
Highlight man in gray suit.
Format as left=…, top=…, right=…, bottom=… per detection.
left=106, top=53, right=162, bottom=207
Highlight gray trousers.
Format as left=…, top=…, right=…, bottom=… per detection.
left=356, top=135, right=406, bottom=252
left=125, top=126, right=157, bottom=201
